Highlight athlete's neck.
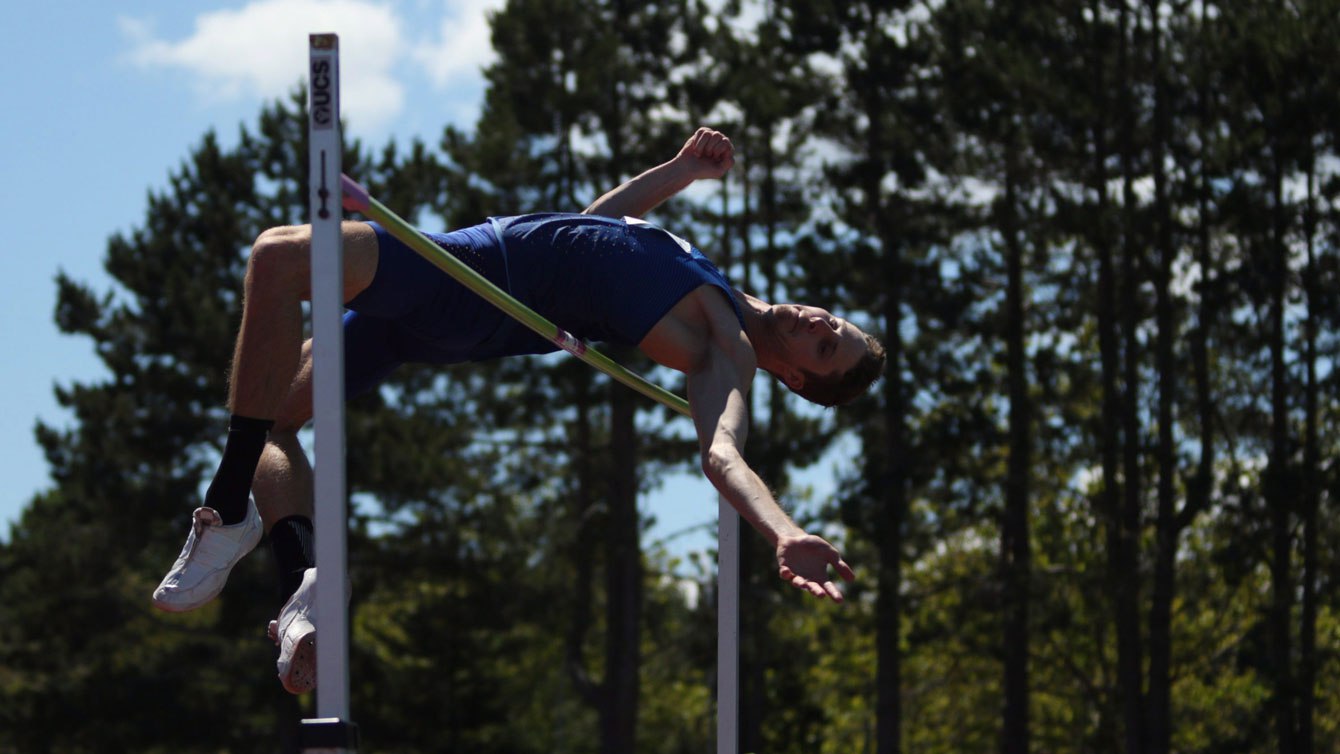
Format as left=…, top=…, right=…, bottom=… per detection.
left=734, top=290, right=784, bottom=375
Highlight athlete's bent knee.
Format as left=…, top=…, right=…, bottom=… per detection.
left=247, top=226, right=311, bottom=292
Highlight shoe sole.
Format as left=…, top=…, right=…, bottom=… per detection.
left=152, top=595, right=205, bottom=613
left=282, top=628, right=317, bottom=695
left=151, top=557, right=253, bottom=613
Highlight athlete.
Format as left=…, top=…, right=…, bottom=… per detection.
left=151, top=128, right=886, bottom=693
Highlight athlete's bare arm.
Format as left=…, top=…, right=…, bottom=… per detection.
left=684, top=293, right=854, bottom=602
left=583, top=127, right=735, bottom=219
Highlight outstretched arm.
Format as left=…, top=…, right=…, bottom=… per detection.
left=583, top=127, right=735, bottom=218
left=686, top=328, right=855, bottom=602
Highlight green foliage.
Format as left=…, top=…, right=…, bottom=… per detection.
left=5, top=1, right=1340, bottom=753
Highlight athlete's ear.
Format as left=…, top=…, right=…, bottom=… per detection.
left=779, top=365, right=805, bottom=391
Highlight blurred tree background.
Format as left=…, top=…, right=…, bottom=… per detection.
left=3, top=0, right=1339, bottom=752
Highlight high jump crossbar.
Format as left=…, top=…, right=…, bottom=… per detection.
left=309, top=32, right=739, bottom=754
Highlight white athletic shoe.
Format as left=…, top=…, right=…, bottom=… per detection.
left=270, top=567, right=318, bottom=695
left=151, top=500, right=263, bottom=612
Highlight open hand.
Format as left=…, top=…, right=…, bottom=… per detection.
left=676, top=127, right=735, bottom=180
left=775, top=533, right=856, bottom=603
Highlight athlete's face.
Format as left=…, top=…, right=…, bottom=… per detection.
left=769, top=304, right=868, bottom=386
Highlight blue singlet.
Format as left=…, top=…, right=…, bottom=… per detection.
left=340, top=213, right=743, bottom=398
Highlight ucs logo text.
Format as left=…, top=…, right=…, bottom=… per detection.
left=311, top=59, right=335, bottom=130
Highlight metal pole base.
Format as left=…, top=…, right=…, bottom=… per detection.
left=300, top=717, right=359, bottom=753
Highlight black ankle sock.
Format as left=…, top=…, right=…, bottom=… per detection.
left=270, top=515, right=315, bottom=603
left=204, top=414, right=274, bottom=524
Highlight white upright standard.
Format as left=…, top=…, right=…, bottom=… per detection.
left=718, top=498, right=739, bottom=754
left=305, top=32, right=358, bottom=754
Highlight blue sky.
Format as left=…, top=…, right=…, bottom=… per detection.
left=0, top=0, right=748, bottom=558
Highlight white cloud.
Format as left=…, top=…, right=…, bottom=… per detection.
left=412, top=0, right=503, bottom=87
left=120, top=0, right=406, bottom=134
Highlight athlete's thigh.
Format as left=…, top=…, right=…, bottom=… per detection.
left=340, top=221, right=379, bottom=303
left=272, top=314, right=404, bottom=433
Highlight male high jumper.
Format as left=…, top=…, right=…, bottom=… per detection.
left=152, top=128, right=886, bottom=693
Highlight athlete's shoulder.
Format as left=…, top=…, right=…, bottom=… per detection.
left=639, top=284, right=749, bottom=373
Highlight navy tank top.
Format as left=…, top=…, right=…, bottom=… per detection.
left=469, top=213, right=743, bottom=360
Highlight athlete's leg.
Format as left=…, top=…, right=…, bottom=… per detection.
left=230, top=222, right=378, bottom=419
left=255, top=308, right=406, bottom=533
left=202, top=222, right=379, bottom=526
left=259, top=310, right=404, bottom=608
left=260, top=377, right=320, bottom=695
left=255, top=338, right=316, bottom=529
left=152, top=223, right=378, bottom=613
left=258, top=340, right=348, bottom=695
left=255, top=340, right=316, bottom=608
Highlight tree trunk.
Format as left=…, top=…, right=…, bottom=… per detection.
left=868, top=64, right=905, bottom=754
left=566, top=381, right=601, bottom=706
left=876, top=263, right=905, bottom=754
left=599, top=76, right=640, bottom=753
left=1000, top=135, right=1031, bottom=754
left=1115, top=4, right=1146, bottom=751
left=1298, top=157, right=1319, bottom=754
left=1084, top=3, right=1124, bottom=744
left=1146, top=4, right=1178, bottom=751
left=1172, top=12, right=1221, bottom=751
left=742, top=120, right=784, bottom=754
left=1266, top=154, right=1296, bottom=754
left=604, top=381, right=642, bottom=754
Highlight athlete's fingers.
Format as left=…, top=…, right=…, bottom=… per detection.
left=689, top=128, right=729, bottom=160
left=833, top=557, right=856, bottom=582
left=822, top=581, right=845, bottom=603
left=684, top=128, right=708, bottom=156
left=691, top=127, right=713, bottom=154
left=705, top=133, right=730, bottom=160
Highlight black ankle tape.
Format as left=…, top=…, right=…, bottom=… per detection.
left=270, top=515, right=315, bottom=603
left=203, top=415, right=274, bottom=525
left=229, top=414, right=275, bottom=434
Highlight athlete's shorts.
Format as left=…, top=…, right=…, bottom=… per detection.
left=341, top=221, right=509, bottom=398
